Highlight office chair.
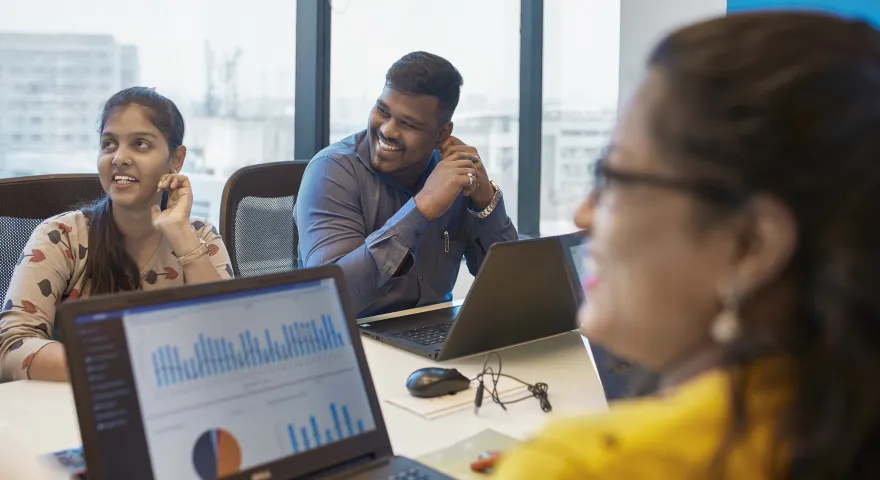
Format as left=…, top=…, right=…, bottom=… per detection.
left=0, top=174, right=106, bottom=301
left=220, top=161, right=309, bottom=278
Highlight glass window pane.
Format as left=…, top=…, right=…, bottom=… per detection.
left=0, top=0, right=296, bottom=226
left=329, top=0, right=521, bottom=224
left=542, top=0, right=620, bottom=235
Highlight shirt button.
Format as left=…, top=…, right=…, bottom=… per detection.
left=419, top=276, right=424, bottom=281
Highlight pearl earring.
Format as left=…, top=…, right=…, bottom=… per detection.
left=711, top=285, right=743, bottom=344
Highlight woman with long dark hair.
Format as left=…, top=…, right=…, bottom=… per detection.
left=0, top=87, right=232, bottom=382
left=484, top=11, right=880, bottom=479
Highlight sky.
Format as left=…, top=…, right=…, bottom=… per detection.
left=0, top=0, right=621, bottom=111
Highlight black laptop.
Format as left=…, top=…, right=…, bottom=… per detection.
left=57, top=266, right=452, bottom=480
left=357, top=234, right=584, bottom=361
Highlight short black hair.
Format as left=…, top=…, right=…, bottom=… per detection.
left=385, top=51, right=463, bottom=123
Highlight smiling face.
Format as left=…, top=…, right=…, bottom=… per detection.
left=367, top=87, right=452, bottom=181
left=574, top=70, right=742, bottom=370
left=97, top=104, right=183, bottom=209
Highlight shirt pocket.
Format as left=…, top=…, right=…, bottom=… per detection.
left=425, top=235, right=467, bottom=297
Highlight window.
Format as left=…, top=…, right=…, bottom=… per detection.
left=329, top=0, right=521, bottom=225
left=541, top=0, right=620, bottom=235
left=191, top=200, right=212, bottom=220
left=0, top=0, right=296, bottom=227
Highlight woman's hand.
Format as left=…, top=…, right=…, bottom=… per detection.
left=471, top=451, right=503, bottom=474
left=151, top=173, right=193, bottom=232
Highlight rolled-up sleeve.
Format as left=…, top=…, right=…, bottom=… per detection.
left=464, top=196, right=518, bottom=276
left=295, top=155, right=429, bottom=313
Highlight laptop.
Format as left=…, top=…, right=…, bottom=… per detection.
left=357, top=234, right=584, bottom=361
left=57, top=266, right=452, bottom=480
left=555, top=231, right=653, bottom=400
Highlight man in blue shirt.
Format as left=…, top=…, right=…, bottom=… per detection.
left=295, top=51, right=518, bottom=316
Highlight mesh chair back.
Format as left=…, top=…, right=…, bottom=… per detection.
left=0, top=174, right=105, bottom=300
left=220, top=161, right=309, bottom=278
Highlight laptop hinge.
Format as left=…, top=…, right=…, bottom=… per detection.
left=305, top=450, right=392, bottom=479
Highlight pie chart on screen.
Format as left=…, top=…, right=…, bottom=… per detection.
left=192, top=428, right=242, bottom=479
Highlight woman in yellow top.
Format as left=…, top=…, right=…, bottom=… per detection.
left=489, top=11, right=880, bottom=479
left=0, top=87, right=233, bottom=383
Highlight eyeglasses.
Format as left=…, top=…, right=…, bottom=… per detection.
left=591, top=154, right=750, bottom=208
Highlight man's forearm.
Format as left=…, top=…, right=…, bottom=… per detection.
left=300, top=198, right=429, bottom=314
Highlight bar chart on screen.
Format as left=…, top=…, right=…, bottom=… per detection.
left=274, top=401, right=374, bottom=454
left=148, top=315, right=345, bottom=388
left=128, top=309, right=359, bottom=419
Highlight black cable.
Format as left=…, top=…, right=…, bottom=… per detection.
left=473, top=351, right=552, bottom=414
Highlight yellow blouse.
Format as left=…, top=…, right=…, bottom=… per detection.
left=0, top=211, right=233, bottom=382
left=494, top=361, right=790, bottom=479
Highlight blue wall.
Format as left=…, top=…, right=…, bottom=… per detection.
left=728, top=0, right=880, bottom=27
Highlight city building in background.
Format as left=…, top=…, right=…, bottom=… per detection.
left=330, top=96, right=613, bottom=234
left=0, top=33, right=139, bottom=163
left=0, top=32, right=294, bottom=227
left=0, top=0, right=617, bottom=234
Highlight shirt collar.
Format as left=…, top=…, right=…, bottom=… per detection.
left=354, top=129, right=440, bottom=195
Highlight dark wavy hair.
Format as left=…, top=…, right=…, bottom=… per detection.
left=82, top=87, right=185, bottom=296
left=647, top=11, right=880, bottom=478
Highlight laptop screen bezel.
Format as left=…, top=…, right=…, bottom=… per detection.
left=57, top=265, right=394, bottom=480
left=558, top=230, right=588, bottom=304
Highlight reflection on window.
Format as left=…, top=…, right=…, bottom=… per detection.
left=541, top=0, right=620, bottom=236
left=0, top=0, right=296, bottom=227
left=329, top=0, right=521, bottom=226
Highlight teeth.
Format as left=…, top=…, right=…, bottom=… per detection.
left=379, top=139, right=401, bottom=151
left=114, top=175, right=137, bottom=183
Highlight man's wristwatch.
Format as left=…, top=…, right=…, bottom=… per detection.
left=469, top=180, right=502, bottom=219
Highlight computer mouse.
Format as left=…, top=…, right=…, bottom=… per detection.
left=405, top=367, right=471, bottom=398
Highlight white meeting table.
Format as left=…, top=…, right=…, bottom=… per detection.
left=0, top=307, right=608, bottom=479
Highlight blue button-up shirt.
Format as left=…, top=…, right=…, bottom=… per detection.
left=295, top=130, right=518, bottom=317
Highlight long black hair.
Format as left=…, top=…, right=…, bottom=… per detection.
left=647, top=11, right=880, bottom=478
left=82, top=87, right=185, bottom=295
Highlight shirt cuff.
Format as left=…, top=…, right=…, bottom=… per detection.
left=365, top=198, right=430, bottom=281
left=474, top=196, right=512, bottom=231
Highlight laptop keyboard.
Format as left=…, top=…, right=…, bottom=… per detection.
left=386, top=467, right=432, bottom=480
left=392, top=321, right=453, bottom=346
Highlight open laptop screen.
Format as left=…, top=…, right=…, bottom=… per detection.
left=71, top=277, right=377, bottom=480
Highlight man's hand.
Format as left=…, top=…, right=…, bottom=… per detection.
left=414, top=157, right=478, bottom=221
left=441, top=136, right=494, bottom=210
